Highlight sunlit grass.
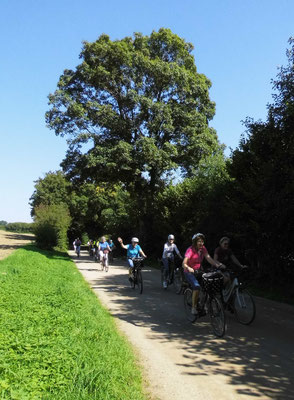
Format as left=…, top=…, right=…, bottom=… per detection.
left=0, top=246, right=145, bottom=400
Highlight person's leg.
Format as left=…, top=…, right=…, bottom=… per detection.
left=162, top=258, right=169, bottom=287
left=192, top=290, right=199, bottom=308
left=127, top=258, right=134, bottom=277
left=185, top=272, right=200, bottom=313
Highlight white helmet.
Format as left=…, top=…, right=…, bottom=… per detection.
left=192, top=233, right=205, bottom=241
left=168, top=234, right=175, bottom=240
left=131, top=237, right=139, bottom=243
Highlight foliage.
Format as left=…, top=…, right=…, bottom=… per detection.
left=30, top=171, right=71, bottom=216
left=228, top=38, right=294, bottom=286
left=46, top=28, right=225, bottom=242
left=0, top=220, right=7, bottom=226
left=34, top=204, right=71, bottom=251
left=81, top=232, right=89, bottom=245
left=5, top=222, right=34, bottom=233
left=0, top=246, right=146, bottom=399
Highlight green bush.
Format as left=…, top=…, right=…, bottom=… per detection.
left=34, top=204, right=71, bottom=251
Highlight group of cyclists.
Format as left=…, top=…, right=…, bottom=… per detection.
left=86, top=237, right=115, bottom=264
left=75, top=232, right=248, bottom=322
left=116, top=233, right=247, bottom=318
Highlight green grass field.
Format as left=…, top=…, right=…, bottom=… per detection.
left=0, top=246, right=146, bottom=400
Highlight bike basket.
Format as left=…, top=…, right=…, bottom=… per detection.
left=202, top=272, right=223, bottom=295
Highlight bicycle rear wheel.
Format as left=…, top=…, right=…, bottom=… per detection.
left=209, top=296, right=226, bottom=337
left=173, top=268, right=182, bottom=294
left=184, top=288, right=197, bottom=322
left=233, top=289, right=256, bottom=325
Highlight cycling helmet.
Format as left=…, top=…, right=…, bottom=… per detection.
left=192, top=233, right=205, bottom=241
left=131, top=237, right=139, bottom=243
left=219, top=236, right=230, bottom=245
left=168, top=234, right=175, bottom=240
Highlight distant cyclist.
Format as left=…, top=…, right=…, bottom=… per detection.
left=108, top=239, right=115, bottom=261
left=183, top=233, right=223, bottom=315
left=98, top=237, right=111, bottom=263
left=162, top=234, right=183, bottom=289
left=74, top=238, right=82, bottom=258
left=118, top=237, right=147, bottom=281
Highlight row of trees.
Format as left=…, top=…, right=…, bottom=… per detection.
left=1, top=222, right=34, bottom=233
left=30, top=30, right=294, bottom=292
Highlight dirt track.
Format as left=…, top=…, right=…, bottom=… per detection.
left=0, top=230, right=34, bottom=260
left=71, top=251, right=294, bottom=400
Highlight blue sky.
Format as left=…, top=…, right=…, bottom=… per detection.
left=0, top=0, right=293, bottom=222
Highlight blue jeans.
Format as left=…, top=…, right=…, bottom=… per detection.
left=162, top=257, right=173, bottom=279
left=184, top=271, right=200, bottom=290
left=127, top=258, right=134, bottom=269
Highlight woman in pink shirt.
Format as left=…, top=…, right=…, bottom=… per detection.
left=183, top=233, right=223, bottom=316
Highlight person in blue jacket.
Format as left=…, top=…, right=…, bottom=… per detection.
left=118, top=236, right=147, bottom=279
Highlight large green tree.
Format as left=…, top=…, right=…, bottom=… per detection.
left=229, top=38, right=294, bottom=286
left=46, top=28, right=223, bottom=242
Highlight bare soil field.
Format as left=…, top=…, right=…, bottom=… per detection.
left=0, top=230, right=34, bottom=260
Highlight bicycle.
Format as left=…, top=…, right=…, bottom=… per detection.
left=184, top=270, right=226, bottom=337
left=129, top=257, right=144, bottom=294
left=222, top=268, right=256, bottom=325
left=101, top=249, right=109, bottom=272
left=93, top=248, right=99, bottom=263
left=160, top=257, right=175, bottom=289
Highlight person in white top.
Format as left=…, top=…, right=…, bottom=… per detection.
left=162, top=234, right=183, bottom=288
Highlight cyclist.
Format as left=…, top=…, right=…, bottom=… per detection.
left=108, top=239, right=115, bottom=261
left=98, top=237, right=111, bottom=264
left=162, top=234, right=183, bottom=289
left=74, top=237, right=82, bottom=258
left=214, top=237, right=247, bottom=288
left=183, top=233, right=223, bottom=315
left=118, top=237, right=147, bottom=281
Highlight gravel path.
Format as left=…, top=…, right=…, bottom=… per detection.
left=70, top=251, right=294, bottom=400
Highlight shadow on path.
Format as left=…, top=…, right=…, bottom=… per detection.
left=75, top=252, right=294, bottom=400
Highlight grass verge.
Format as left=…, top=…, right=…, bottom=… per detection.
left=0, top=246, right=146, bottom=400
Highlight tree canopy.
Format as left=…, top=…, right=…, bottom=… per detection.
left=46, top=28, right=224, bottom=241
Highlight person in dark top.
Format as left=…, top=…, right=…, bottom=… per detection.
left=214, top=237, right=246, bottom=270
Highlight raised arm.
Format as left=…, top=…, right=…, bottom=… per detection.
left=117, top=237, right=128, bottom=250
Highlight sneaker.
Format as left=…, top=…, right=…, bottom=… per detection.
left=163, top=280, right=168, bottom=289
left=191, top=307, right=198, bottom=316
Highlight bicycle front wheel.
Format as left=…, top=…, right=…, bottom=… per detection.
left=209, top=296, right=226, bottom=337
left=184, top=288, right=197, bottom=322
left=233, top=289, right=256, bottom=325
left=136, top=270, right=143, bottom=294
left=173, top=268, right=182, bottom=294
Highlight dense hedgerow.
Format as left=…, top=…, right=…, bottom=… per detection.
left=33, top=204, right=71, bottom=251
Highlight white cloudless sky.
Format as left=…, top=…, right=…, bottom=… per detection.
left=0, top=0, right=293, bottom=222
